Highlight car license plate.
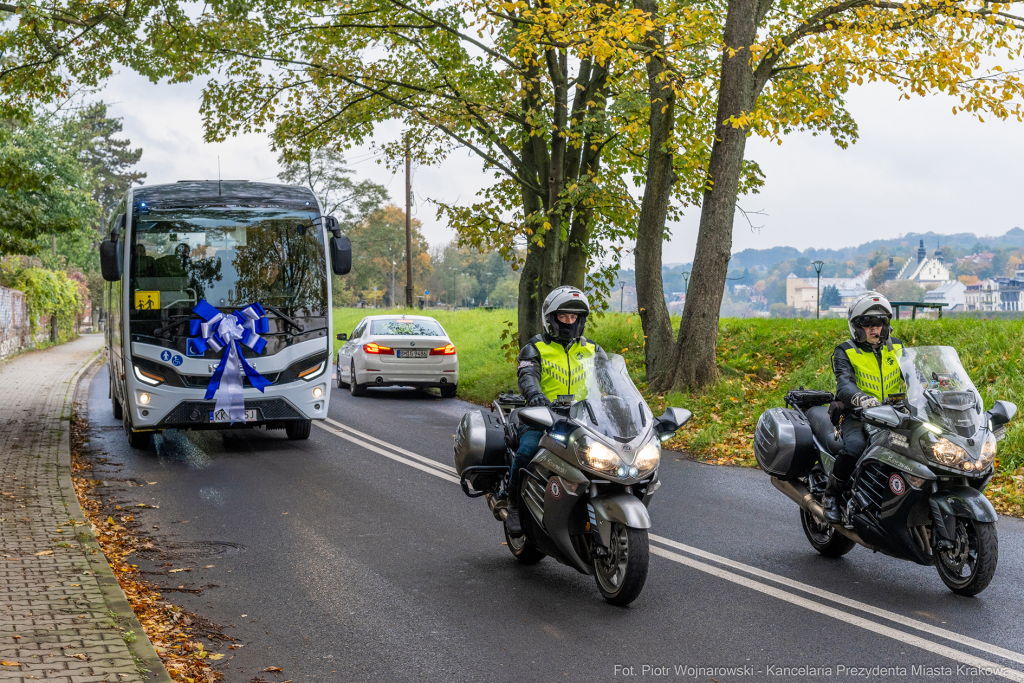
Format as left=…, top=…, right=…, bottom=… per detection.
left=209, top=409, right=258, bottom=423
left=397, top=349, right=428, bottom=358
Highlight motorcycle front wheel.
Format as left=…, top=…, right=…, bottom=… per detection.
left=593, top=523, right=649, bottom=607
left=935, top=517, right=998, bottom=597
left=800, top=508, right=856, bottom=558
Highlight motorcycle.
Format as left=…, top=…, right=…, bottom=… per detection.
left=454, top=350, right=691, bottom=606
left=755, top=345, right=1016, bottom=596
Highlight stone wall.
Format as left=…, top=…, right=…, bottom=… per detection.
left=0, top=286, right=29, bottom=360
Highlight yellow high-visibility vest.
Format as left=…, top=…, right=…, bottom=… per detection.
left=535, top=338, right=597, bottom=401
left=840, top=339, right=905, bottom=401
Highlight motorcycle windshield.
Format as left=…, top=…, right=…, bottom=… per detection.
left=899, top=346, right=985, bottom=433
left=568, top=350, right=652, bottom=440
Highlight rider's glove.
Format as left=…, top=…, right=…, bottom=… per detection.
left=527, top=395, right=552, bottom=408
left=851, top=394, right=882, bottom=409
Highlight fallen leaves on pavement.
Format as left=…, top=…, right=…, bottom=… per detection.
left=70, top=420, right=227, bottom=683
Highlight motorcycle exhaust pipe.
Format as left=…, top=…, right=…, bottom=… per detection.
left=770, top=477, right=869, bottom=548
left=485, top=493, right=508, bottom=522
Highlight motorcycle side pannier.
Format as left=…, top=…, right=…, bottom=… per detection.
left=454, top=410, right=507, bottom=491
left=754, top=408, right=817, bottom=478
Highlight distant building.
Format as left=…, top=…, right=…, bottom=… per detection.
left=923, top=281, right=966, bottom=311
left=965, top=279, right=1000, bottom=311
left=786, top=269, right=870, bottom=312
left=891, top=240, right=951, bottom=284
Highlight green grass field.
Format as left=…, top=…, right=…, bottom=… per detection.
left=332, top=309, right=1024, bottom=515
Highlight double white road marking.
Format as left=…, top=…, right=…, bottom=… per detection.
left=313, top=416, right=1024, bottom=681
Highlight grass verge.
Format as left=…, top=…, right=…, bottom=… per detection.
left=334, top=309, right=1023, bottom=517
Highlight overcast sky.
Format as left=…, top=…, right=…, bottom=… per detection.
left=100, top=69, right=1024, bottom=269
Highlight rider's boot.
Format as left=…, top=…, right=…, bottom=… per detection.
left=505, top=500, right=522, bottom=535
left=821, top=473, right=847, bottom=525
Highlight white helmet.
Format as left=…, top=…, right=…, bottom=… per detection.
left=847, top=292, right=894, bottom=344
left=541, top=286, right=590, bottom=341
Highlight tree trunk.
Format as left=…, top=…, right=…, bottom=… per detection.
left=633, top=0, right=678, bottom=386
left=659, top=0, right=759, bottom=392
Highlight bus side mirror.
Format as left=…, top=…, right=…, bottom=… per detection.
left=100, top=239, right=122, bottom=282
left=330, top=233, right=352, bottom=275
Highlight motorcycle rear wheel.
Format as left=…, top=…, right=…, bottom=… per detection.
left=935, top=517, right=998, bottom=597
left=593, top=524, right=649, bottom=607
left=800, top=508, right=856, bottom=558
left=504, top=524, right=545, bottom=564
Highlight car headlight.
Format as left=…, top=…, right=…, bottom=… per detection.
left=634, top=440, right=661, bottom=474
left=577, top=440, right=622, bottom=474
left=979, top=432, right=997, bottom=469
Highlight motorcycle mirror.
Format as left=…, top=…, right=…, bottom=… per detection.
left=862, top=405, right=901, bottom=428
left=519, top=406, right=554, bottom=430
left=658, top=407, right=692, bottom=431
left=987, top=400, right=1017, bottom=426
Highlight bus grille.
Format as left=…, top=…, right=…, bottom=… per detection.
left=160, top=399, right=303, bottom=424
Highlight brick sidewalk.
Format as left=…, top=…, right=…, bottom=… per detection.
left=0, top=336, right=152, bottom=682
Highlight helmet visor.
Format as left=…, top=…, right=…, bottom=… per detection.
left=852, top=314, right=890, bottom=328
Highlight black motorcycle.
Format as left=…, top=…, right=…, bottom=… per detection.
left=755, top=345, right=1015, bottom=596
left=454, top=351, right=690, bottom=605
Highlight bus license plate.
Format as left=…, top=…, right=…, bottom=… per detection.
left=397, top=349, right=428, bottom=359
left=209, top=409, right=258, bottom=423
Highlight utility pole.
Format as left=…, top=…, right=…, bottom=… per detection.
left=405, top=138, right=413, bottom=308
left=812, top=260, right=825, bottom=319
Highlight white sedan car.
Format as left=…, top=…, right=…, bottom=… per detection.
left=336, top=315, right=459, bottom=397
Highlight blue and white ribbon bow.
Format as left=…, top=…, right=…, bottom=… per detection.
left=186, top=299, right=271, bottom=424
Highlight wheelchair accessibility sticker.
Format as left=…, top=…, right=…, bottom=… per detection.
left=160, top=350, right=184, bottom=367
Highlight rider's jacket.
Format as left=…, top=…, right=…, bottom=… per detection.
left=517, top=334, right=599, bottom=403
left=832, top=336, right=905, bottom=405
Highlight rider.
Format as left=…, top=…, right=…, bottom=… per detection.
left=505, top=285, right=601, bottom=534
left=824, top=291, right=905, bottom=524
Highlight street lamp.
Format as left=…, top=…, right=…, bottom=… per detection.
left=682, top=271, right=690, bottom=294
left=812, top=260, right=825, bottom=319
left=619, top=280, right=625, bottom=312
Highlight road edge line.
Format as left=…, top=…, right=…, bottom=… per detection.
left=649, top=546, right=1024, bottom=682
left=649, top=533, right=1024, bottom=666
left=313, top=421, right=461, bottom=484
left=62, top=344, right=174, bottom=683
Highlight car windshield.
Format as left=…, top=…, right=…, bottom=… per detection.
left=371, top=319, right=444, bottom=336
left=568, top=350, right=651, bottom=440
left=129, top=206, right=327, bottom=318
left=899, top=346, right=985, bottom=434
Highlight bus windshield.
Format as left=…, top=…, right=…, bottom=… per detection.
left=129, top=206, right=327, bottom=319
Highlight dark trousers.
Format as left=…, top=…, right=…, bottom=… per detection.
left=510, top=427, right=543, bottom=494
left=832, top=417, right=868, bottom=481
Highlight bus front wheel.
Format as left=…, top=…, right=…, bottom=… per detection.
left=285, top=419, right=312, bottom=440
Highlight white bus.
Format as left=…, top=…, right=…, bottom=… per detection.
left=100, top=181, right=351, bottom=449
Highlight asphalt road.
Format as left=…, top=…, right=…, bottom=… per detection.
left=81, top=365, right=1024, bottom=683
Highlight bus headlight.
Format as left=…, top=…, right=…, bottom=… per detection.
left=138, top=392, right=151, bottom=405
left=312, top=386, right=323, bottom=399
left=133, top=365, right=163, bottom=386
left=634, top=440, right=661, bottom=474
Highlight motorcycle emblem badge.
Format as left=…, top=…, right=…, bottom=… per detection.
left=888, top=473, right=906, bottom=496
left=549, top=479, right=561, bottom=499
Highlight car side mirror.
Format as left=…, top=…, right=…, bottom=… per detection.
left=330, top=233, right=352, bottom=275
left=657, top=407, right=692, bottom=432
left=100, top=238, right=123, bottom=282
left=519, top=406, right=554, bottom=430
left=336, top=333, right=347, bottom=341
left=863, top=405, right=902, bottom=428
left=988, top=400, right=1017, bottom=427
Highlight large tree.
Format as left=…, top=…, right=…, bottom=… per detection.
left=631, top=0, right=1024, bottom=391
left=194, top=0, right=657, bottom=343
left=277, top=147, right=389, bottom=228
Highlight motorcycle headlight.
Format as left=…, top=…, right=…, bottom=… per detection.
left=576, top=440, right=622, bottom=474
left=923, top=435, right=973, bottom=471
left=979, top=432, right=997, bottom=469
left=634, top=440, right=661, bottom=474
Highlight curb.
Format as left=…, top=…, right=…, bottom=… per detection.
left=58, top=347, right=175, bottom=683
